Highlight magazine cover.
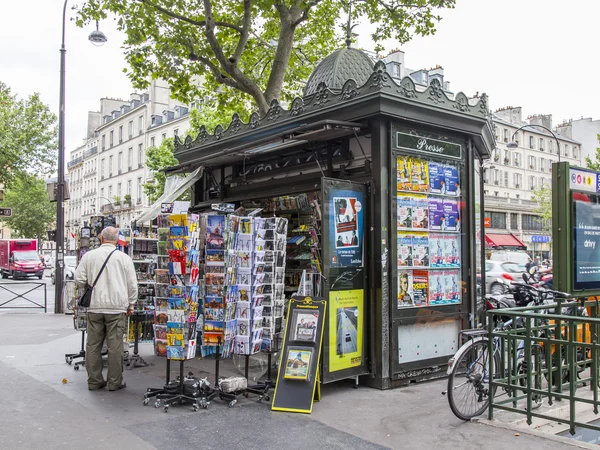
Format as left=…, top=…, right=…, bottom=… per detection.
left=445, top=234, right=460, bottom=267
left=443, top=269, right=461, bottom=304
left=444, top=164, right=460, bottom=197
left=428, top=271, right=445, bottom=305
left=429, top=233, right=443, bottom=268
left=411, top=232, right=429, bottom=267
left=155, top=339, right=167, bottom=356
left=397, top=155, right=411, bottom=191
left=412, top=269, right=429, bottom=306
left=283, top=348, right=313, bottom=380
left=428, top=161, right=444, bottom=194
left=398, top=270, right=414, bottom=308
left=428, top=197, right=445, bottom=231
left=411, top=158, right=429, bottom=193
left=442, top=199, right=460, bottom=231
left=397, top=233, right=413, bottom=267
left=291, top=310, right=319, bottom=342
left=411, top=195, right=429, bottom=229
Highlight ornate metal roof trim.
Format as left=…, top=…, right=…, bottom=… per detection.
left=175, top=60, right=491, bottom=155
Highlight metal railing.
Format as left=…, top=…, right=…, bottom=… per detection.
left=0, top=282, right=47, bottom=312
left=488, top=298, right=600, bottom=435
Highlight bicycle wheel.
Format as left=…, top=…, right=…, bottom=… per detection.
left=447, top=339, right=500, bottom=421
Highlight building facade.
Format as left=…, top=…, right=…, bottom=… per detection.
left=556, top=117, right=600, bottom=163
left=486, top=107, right=583, bottom=256
left=66, top=79, right=193, bottom=232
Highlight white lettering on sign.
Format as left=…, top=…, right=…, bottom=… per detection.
left=416, top=138, right=444, bottom=154
left=585, top=240, right=597, bottom=249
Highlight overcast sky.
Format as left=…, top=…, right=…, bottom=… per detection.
left=2, top=0, right=599, bottom=153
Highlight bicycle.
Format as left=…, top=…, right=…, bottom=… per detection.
left=444, top=283, right=575, bottom=421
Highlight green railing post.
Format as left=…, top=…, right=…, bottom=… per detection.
left=569, top=321, right=576, bottom=435
left=525, top=316, right=533, bottom=425
left=488, top=312, right=495, bottom=421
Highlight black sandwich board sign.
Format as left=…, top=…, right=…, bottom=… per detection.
left=271, top=296, right=326, bottom=414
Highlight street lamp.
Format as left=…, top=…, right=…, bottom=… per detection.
left=506, top=124, right=562, bottom=163
left=56, top=0, right=107, bottom=314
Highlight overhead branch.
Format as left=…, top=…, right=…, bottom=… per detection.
left=232, top=0, right=252, bottom=63
left=293, top=0, right=324, bottom=26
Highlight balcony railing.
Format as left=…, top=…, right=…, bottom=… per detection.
left=67, top=156, right=83, bottom=168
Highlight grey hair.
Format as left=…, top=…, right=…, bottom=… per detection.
left=101, top=227, right=119, bottom=242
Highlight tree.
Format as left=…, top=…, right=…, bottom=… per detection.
left=0, top=82, right=57, bottom=188
left=144, top=138, right=182, bottom=203
left=585, top=135, right=600, bottom=170
left=532, top=184, right=552, bottom=234
left=0, top=175, right=56, bottom=242
left=76, top=0, right=454, bottom=117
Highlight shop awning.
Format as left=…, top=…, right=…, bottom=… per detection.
left=134, top=167, right=204, bottom=225
left=484, top=232, right=527, bottom=250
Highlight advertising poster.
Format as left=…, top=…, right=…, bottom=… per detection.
left=428, top=271, right=445, bottom=305
left=397, top=233, right=413, bottom=267
left=412, top=233, right=429, bottom=267
left=442, top=199, right=460, bottom=231
left=429, top=161, right=445, bottom=194
left=329, top=290, right=363, bottom=372
left=573, top=198, right=600, bottom=290
left=428, top=197, right=445, bottom=231
left=397, top=156, right=412, bottom=191
left=330, top=191, right=364, bottom=267
left=398, top=270, right=413, bottom=308
left=411, top=195, right=429, bottom=229
left=397, top=194, right=413, bottom=229
left=412, top=270, right=429, bottom=306
left=444, top=165, right=460, bottom=196
left=411, top=158, right=429, bottom=193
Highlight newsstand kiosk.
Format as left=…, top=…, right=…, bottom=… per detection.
left=171, top=49, right=495, bottom=389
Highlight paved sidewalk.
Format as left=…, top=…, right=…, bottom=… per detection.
left=0, top=311, right=589, bottom=449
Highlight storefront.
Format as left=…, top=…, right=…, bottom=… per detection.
left=171, top=49, right=495, bottom=389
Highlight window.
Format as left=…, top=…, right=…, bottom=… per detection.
left=512, top=173, right=522, bottom=188
left=117, top=182, right=122, bottom=200
left=118, top=152, right=123, bottom=174
left=573, top=146, right=579, bottom=159
left=138, top=144, right=143, bottom=167
left=137, top=177, right=142, bottom=203
left=150, top=136, right=155, bottom=147
left=503, top=129, right=509, bottom=142
left=162, top=133, right=167, bottom=142
left=548, top=140, right=553, bottom=154
left=128, top=147, right=133, bottom=170
left=174, top=129, right=179, bottom=137
left=529, top=136, right=535, bottom=149
left=503, top=150, right=510, bottom=164
left=510, top=213, right=518, bottom=230
left=528, top=175, right=536, bottom=190
left=484, top=211, right=507, bottom=229
left=110, top=131, right=114, bottom=147
left=109, top=155, right=113, bottom=176
left=564, top=144, right=569, bottom=157
left=138, top=115, right=144, bottom=135
left=101, top=134, right=106, bottom=150
left=127, top=179, right=132, bottom=195
left=513, top=152, right=521, bottom=167
left=101, top=158, right=105, bottom=178
left=539, top=138, right=544, bottom=151
left=119, top=125, right=123, bottom=143
left=504, top=171, right=509, bottom=187
left=540, top=158, right=545, bottom=172
left=128, top=121, right=133, bottom=139
left=100, top=187, right=104, bottom=199
left=522, top=214, right=543, bottom=231
left=528, top=155, right=536, bottom=170
left=108, top=185, right=113, bottom=199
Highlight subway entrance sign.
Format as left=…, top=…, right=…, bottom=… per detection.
left=553, top=162, right=600, bottom=296
left=0, top=208, right=12, bottom=217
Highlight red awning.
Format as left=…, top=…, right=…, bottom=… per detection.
left=484, top=233, right=527, bottom=249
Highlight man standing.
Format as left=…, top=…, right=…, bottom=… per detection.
left=75, top=227, right=138, bottom=391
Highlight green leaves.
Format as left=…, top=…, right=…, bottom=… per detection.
left=0, top=174, right=56, bottom=239
left=585, top=144, right=600, bottom=171
left=532, top=184, right=552, bottom=234
left=0, top=82, right=57, bottom=188
left=143, top=138, right=179, bottom=203
left=75, top=0, right=453, bottom=119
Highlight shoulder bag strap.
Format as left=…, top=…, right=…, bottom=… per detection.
left=91, top=249, right=117, bottom=288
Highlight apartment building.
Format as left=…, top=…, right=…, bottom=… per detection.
left=556, top=117, right=600, bottom=163
left=66, top=79, right=193, bottom=230
left=486, top=107, right=582, bottom=256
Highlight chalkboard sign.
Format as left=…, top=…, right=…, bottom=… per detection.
left=271, top=296, right=326, bottom=413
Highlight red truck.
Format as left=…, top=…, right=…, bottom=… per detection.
left=0, top=239, right=45, bottom=279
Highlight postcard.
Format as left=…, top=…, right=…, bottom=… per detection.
left=283, top=348, right=312, bottom=380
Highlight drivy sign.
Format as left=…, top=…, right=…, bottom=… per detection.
left=0, top=208, right=12, bottom=217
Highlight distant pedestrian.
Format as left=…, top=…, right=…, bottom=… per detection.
left=74, top=227, right=137, bottom=391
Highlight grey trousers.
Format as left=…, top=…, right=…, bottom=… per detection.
left=86, top=312, right=126, bottom=389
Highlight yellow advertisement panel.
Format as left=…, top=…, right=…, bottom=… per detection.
left=328, top=289, right=363, bottom=372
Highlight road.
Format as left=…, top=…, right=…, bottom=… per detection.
left=337, top=309, right=358, bottom=355
left=0, top=268, right=56, bottom=312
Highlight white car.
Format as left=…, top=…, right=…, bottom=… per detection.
left=50, top=256, right=77, bottom=284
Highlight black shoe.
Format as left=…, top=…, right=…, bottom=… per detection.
left=88, top=381, right=107, bottom=390
left=108, top=382, right=127, bottom=391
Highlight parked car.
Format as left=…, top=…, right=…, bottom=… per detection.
left=485, top=260, right=526, bottom=294
left=50, top=256, right=78, bottom=284
left=44, top=256, right=55, bottom=269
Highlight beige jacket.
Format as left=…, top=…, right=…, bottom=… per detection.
left=74, top=244, right=138, bottom=313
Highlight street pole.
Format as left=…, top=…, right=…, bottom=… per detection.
left=55, top=0, right=68, bottom=314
